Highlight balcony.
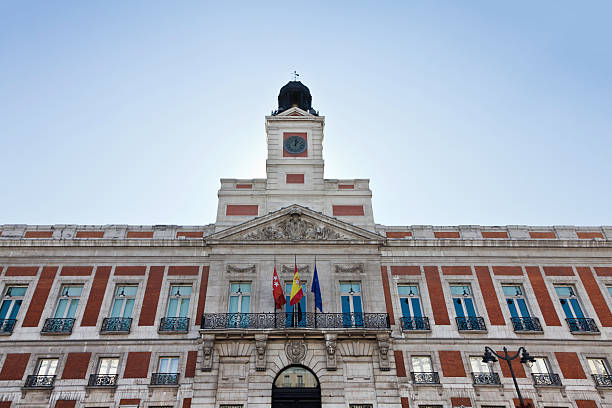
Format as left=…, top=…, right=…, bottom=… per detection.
left=24, top=375, right=56, bottom=388
left=400, top=317, right=430, bottom=331
left=593, top=374, right=612, bottom=387
left=41, top=318, right=75, bottom=334
left=411, top=371, right=440, bottom=385
left=456, top=316, right=486, bottom=331
left=200, top=312, right=390, bottom=330
left=566, top=318, right=599, bottom=333
left=511, top=317, right=543, bottom=332
left=151, top=372, right=179, bottom=386
left=88, top=374, right=118, bottom=387
left=472, top=372, right=501, bottom=385
left=159, top=317, right=189, bottom=333
left=0, top=319, right=17, bottom=334
left=532, top=373, right=562, bottom=386
left=100, top=317, right=132, bottom=333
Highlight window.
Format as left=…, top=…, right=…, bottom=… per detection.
left=274, top=366, right=318, bottom=388
left=608, top=286, right=612, bottom=298
left=532, top=357, right=551, bottom=374
left=151, top=356, right=179, bottom=385
left=25, top=358, right=58, bottom=387
left=228, top=282, right=251, bottom=328
left=531, top=357, right=562, bottom=386
left=398, top=285, right=427, bottom=330
left=340, top=282, right=363, bottom=327
left=89, top=357, right=119, bottom=386
left=412, top=356, right=433, bottom=372
left=167, top=285, right=192, bottom=318
left=503, top=284, right=541, bottom=331
left=350, top=405, right=373, bottom=408
left=54, top=285, right=83, bottom=319
left=158, top=356, right=179, bottom=374
left=0, top=286, right=27, bottom=333
left=470, top=356, right=500, bottom=385
left=451, top=284, right=485, bottom=330
left=470, top=356, right=492, bottom=373
left=110, top=285, right=137, bottom=318
left=554, top=285, right=597, bottom=332
left=587, top=358, right=610, bottom=376
left=98, top=358, right=119, bottom=375
left=36, top=358, right=58, bottom=376
left=285, top=281, right=306, bottom=327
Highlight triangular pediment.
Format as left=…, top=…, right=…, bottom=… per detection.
left=274, top=107, right=311, bottom=117
left=206, top=205, right=384, bottom=243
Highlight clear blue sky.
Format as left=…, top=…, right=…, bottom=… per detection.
left=1, top=1, right=611, bottom=227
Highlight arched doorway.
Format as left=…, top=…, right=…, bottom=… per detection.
left=272, top=365, right=321, bottom=408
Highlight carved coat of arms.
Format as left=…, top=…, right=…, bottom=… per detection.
left=285, top=339, right=307, bottom=364
left=244, top=214, right=344, bottom=240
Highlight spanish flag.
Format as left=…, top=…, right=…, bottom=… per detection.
left=289, top=261, right=304, bottom=306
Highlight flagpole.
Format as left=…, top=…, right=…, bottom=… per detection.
left=274, top=256, right=277, bottom=328
left=314, top=255, right=317, bottom=328
left=293, top=254, right=297, bottom=328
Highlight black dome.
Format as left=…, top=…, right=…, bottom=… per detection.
left=274, top=81, right=318, bottom=115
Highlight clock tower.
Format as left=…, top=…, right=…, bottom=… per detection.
left=215, top=81, right=375, bottom=231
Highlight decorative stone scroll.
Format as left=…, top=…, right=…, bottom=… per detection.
left=325, top=333, right=337, bottom=370
left=335, top=264, right=364, bottom=274
left=243, top=214, right=346, bottom=241
left=226, top=264, right=256, bottom=274
left=201, top=334, right=215, bottom=371
left=281, top=265, right=310, bottom=275
left=376, top=333, right=390, bottom=371
left=254, top=334, right=268, bottom=371
left=285, top=339, right=307, bottom=364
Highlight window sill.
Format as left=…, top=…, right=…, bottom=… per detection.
left=569, top=330, right=600, bottom=335
left=40, top=331, right=73, bottom=336
left=457, top=329, right=487, bottom=334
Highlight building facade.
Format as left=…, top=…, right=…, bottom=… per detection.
left=0, top=82, right=611, bottom=408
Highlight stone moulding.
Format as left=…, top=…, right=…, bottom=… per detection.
left=281, top=265, right=310, bottom=275
left=335, top=264, right=364, bottom=274
left=226, top=264, right=256, bottom=274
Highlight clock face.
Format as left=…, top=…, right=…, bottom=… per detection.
left=284, top=135, right=307, bottom=154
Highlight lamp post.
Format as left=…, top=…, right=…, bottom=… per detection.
left=482, top=346, right=535, bottom=408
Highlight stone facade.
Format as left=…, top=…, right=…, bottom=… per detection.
left=0, top=83, right=611, bottom=408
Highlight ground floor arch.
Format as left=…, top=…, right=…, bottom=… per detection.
left=271, top=364, right=322, bottom=408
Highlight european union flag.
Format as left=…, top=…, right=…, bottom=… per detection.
left=311, top=264, right=323, bottom=312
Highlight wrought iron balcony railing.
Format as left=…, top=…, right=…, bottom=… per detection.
left=101, top=317, right=132, bottom=333
left=159, top=317, right=189, bottom=333
left=400, top=316, right=430, bottom=331
left=201, top=312, right=390, bottom=330
left=511, top=317, right=543, bottom=332
left=0, top=319, right=17, bottom=334
left=88, top=374, right=118, bottom=387
left=151, top=372, right=179, bottom=385
left=472, top=372, right=501, bottom=385
left=41, top=318, right=75, bottom=334
left=411, top=371, right=440, bottom=385
left=532, top=373, right=562, bottom=386
left=593, top=374, right=612, bottom=387
left=24, top=375, right=56, bottom=388
left=456, top=316, right=486, bottom=331
left=566, top=318, right=599, bottom=333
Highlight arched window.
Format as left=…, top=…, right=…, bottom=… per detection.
left=273, top=366, right=319, bottom=389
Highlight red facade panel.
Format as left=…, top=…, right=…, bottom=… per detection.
left=499, top=350, right=526, bottom=378
left=126, top=231, right=154, bottom=238
left=543, top=266, right=574, bottom=276
left=555, top=352, right=586, bottom=379
left=451, top=398, right=472, bottom=407
left=332, top=205, right=364, bottom=216
left=390, top=266, right=421, bottom=276
left=475, top=266, right=505, bottom=325
left=114, top=266, right=147, bottom=276
left=577, top=267, right=612, bottom=327
left=439, top=351, right=466, bottom=377
left=434, top=231, right=460, bottom=238
left=61, top=352, right=91, bottom=379
left=24, top=231, right=53, bottom=238
left=123, top=352, right=151, bottom=378
left=183, top=398, right=192, bottom=408
left=424, top=266, right=450, bottom=325
left=380, top=266, right=395, bottom=325
left=386, top=231, right=412, bottom=238
left=441, top=266, right=472, bottom=275
left=138, top=266, right=164, bottom=326
left=55, top=401, right=76, bottom=408
left=526, top=266, right=561, bottom=326
left=492, top=266, right=523, bottom=276
left=575, top=401, right=598, bottom=408
left=80, top=266, right=111, bottom=326
left=481, top=231, right=508, bottom=238
left=282, top=132, right=308, bottom=157
left=577, top=232, right=604, bottom=239
left=529, top=231, right=556, bottom=239
left=185, top=351, right=197, bottom=378
left=60, top=266, right=93, bottom=276
left=226, top=205, right=258, bottom=216
left=5, top=266, right=39, bottom=276
left=177, top=231, right=204, bottom=238
left=75, top=231, right=104, bottom=238
left=394, top=350, right=406, bottom=377
left=195, top=266, right=210, bottom=326
left=22, top=266, right=57, bottom=327
left=0, top=353, right=30, bottom=380
left=595, top=267, right=612, bottom=276
left=286, top=173, right=305, bottom=184
left=168, top=266, right=199, bottom=276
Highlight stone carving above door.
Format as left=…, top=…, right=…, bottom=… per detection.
left=285, top=339, right=307, bottom=364
left=242, top=214, right=348, bottom=241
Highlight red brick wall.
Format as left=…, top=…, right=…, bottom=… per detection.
left=22, top=266, right=58, bottom=327
left=386, top=231, right=412, bottom=238
left=60, top=266, right=93, bottom=276
left=400, top=397, right=410, bottom=408
left=332, top=205, right=364, bottom=216
left=555, top=352, right=586, bottom=379
left=441, top=266, right=472, bottom=275
left=575, top=400, right=598, bottom=408
left=526, top=266, right=561, bottom=326
left=168, top=266, right=199, bottom=276
left=481, top=231, right=508, bottom=238
left=451, top=397, right=472, bottom=407
left=492, top=266, right=523, bottom=276
left=119, top=400, right=141, bottom=405
left=286, top=174, right=305, bottom=183
left=595, top=267, right=612, bottom=277
left=529, top=231, right=556, bottom=239
left=127, top=231, right=154, bottom=238
left=282, top=132, right=308, bottom=157
left=543, top=266, right=574, bottom=276
left=114, top=266, right=147, bottom=275
left=138, top=266, right=164, bottom=326
left=439, top=351, right=465, bottom=377
left=81, top=266, right=111, bottom=326
left=226, top=205, right=258, bottom=216
left=577, top=232, right=604, bottom=239
left=123, top=352, right=151, bottom=378
left=434, top=231, right=460, bottom=238
left=235, top=184, right=252, bottom=189
left=513, top=398, right=534, bottom=408
left=24, top=231, right=52, bottom=238
left=0, top=401, right=11, bottom=408
left=338, top=184, right=354, bottom=189
left=498, top=350, right=526, bottom=378
left=394, top=350, right=406, bottom=377
left=0, top=353, right=30, bottom=380
left=55, top=401, right=76, bottom=408
left=577, top=267, right=612, bottom=327
left=380, top=266, right=395, bottom=325
left=185, top=351, right=197, bottom=377
left=177, top=231, right=204, bottom=238
left=183, top=398, right=192, bottom=408
left=61, top=352, right=91, bottom=379
left=5, top=266, right=39, bottom=276
left=195, top=266, right=210, bottom=326
left=475, top=266, right=505, bottom=325
left=424, top=266, right=450, bottom=325
left=75, top=231, right=104, bottom=238
left=390, top=266, right=421, bottom=275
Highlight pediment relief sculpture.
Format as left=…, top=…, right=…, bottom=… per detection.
left=335, top=264, right=364, bottom=274
left=227, top=264, right=256, bottom=274
left=281, top=264, right=310, bottom=275
left=241, top=214, right=349, bottom=241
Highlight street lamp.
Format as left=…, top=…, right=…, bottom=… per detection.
left=482, top=346, right=535, bottom=408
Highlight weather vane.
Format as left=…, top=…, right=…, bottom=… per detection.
left=292, top=70, right=299, bottom=81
